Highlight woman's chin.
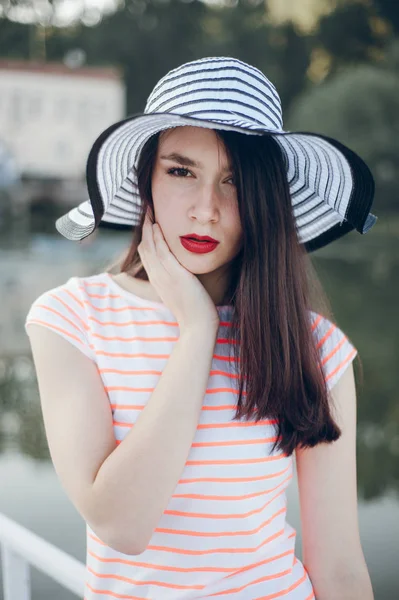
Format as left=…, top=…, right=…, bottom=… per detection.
left=175, top=251, right=218, bottom=272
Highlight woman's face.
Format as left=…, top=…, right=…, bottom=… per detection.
left=151, top=126, right=243, bottom=277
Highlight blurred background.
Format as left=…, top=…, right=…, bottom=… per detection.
left=0, top=0, right=398, bottom=598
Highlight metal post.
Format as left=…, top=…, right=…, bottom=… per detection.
left=1, top=543, right=31, bottom=600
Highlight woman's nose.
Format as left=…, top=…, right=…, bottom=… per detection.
left=192, top=183, right=221, bottom=218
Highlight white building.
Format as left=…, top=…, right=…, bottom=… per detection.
left=0, top=60, right=126, bottom=180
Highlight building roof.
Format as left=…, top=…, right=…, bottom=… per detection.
left=0, top=59, right=123, bottom=81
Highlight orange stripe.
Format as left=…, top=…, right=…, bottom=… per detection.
left=113, top=434, right=287, bottom=465
left=64, top=289, right=84, bottom=308
left=86, top=580, right=149, bottom=599
left=34, top=304, right=83, bottom=334
left=102, top=368, right=240, bottom=379
left=105, top=385, right=241, bottom=395
left=87, top=313, right=232, bottom=328
left=173, top=465, right=291, bottom=486
left=210, top=567, right=294, bottom=597
left=311, top=313, right=322, bottom=331
left=64, top=347, right=237, bottom=362
left=321, top=336, right=346, bottom=365
left=224, top=549, right=295, bottom=580
left=111, top=422, right=276, bottom=448
left=92, top=332, right=236, bottom=344
left=87, top=566, right=204, bottom=592
left=86, top=562, right=300, bottom=595
left=110, top=409, right=275, bottom=429
left=208, top=387, right=245, bottom=394
left=190, top=436, right=278, bottom=448
left=94, top=333, right=178, bottom=342
left=107, top=386, right=244, bottom=395
left=209, top=370, right=239, bottom=379
left=111, top=414, right=277, bottom=428
left=112, top=404, right=243, bottom=412
left=255, top=570, right=309, bottom=600
left=209, top=568, right=308, bottom=598
left=206, top=356, right=237, bottom=364
left=89, top=525, right=286, bottom=555
left=49, top=293, right=89, bottom=330
left=87, top=547, right=294, bottom=574
left=316, top=323, right=336, bottom=350
left=148, top=527, right=285, bottom=555
left=113, top=428, right=286, bottom=466
left=326, top=347, right=357, bottom=381
left=84, top=300, right=161, bottom=312
left=161, top=495, right=287, bottom=524
left=95, top=349, right=238, bottom=361
left=79, top=289, right=121, bottom=299
left=26, top=319, right=86, bottom=346
left=96, top=350, right=171, bottom=358
left=196, top=419, right=278, bottom=429
left=172, top=475, right=291, bottom=501
left=88, top=315, right=178, bottom=327
left=83, top=281, right=108, bottom=287
left=186, top=454, right=286, bottom=466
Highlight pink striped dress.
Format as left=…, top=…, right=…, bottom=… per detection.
left=25, top=272, right=357, bottom=600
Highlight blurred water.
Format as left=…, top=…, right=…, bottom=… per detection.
left=1, top=221, right=398, bottom=599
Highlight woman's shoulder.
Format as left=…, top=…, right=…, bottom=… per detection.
left=24, top=272, right=111, bottom=361
left=28, top=272, right=110, bottom=307
left=308, top=310, right=358, bottom=390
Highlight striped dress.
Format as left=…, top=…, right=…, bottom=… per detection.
left=25, top=272, right=357, bottom=600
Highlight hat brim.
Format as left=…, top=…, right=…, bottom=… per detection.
left=55, top=112, right=376, bottom=251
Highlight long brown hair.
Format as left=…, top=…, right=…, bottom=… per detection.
left=107, top=128, right=351, bottom=457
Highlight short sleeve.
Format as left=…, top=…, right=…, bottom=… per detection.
left=310, top=311, right=358, bottom=391
left=25, top=277, right=96, bottom=362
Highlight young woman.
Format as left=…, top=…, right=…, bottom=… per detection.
left=25, top=57, right=376, bottom=599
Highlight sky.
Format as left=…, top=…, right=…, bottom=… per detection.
left=1, top=0, right=118, bottom=26
left=56, top=0, right=117, bottom=26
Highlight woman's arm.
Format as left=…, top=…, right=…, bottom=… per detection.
left=27, top=323, right=218, bottom=556
left=295, top=363, right=374, bottom=599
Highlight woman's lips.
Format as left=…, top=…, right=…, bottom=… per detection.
left=180, top=237, right=219, bottom=254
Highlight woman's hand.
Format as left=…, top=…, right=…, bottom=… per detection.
left=137, top=209, right=220, bottom=333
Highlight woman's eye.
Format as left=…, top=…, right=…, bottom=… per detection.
left=166, top=167, right=235, bottom=185
left=167, top=167, right=192, bottom=177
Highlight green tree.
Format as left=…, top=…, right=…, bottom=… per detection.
left=374, top=0, right=399, bottom=35
left=315, top=1, right=384, bottom=66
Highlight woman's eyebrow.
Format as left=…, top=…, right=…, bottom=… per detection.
left=160, top=152, right=232, bottom=173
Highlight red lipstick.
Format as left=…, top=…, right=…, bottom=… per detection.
left=180, top=235, right=219, bottom=254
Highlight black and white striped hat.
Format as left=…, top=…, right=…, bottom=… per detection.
left=55, top=56, right=377, bottom=251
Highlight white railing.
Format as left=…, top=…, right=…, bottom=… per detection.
left=0, top=512, right=85, bottom=599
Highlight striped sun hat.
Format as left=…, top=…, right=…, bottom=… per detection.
left=56, top=56, right=377, bottom=251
